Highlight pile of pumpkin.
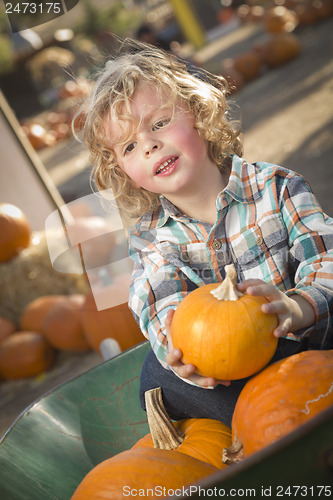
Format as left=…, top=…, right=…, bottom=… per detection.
left=20, top=77, right=89, bottom=151
left=222, top=0, right=333, bottom=93
left=0, top=203, right=142, bottom=381
left=237, top=0, right=333, bottom=27
left=70, top=263, right=333, bottom=498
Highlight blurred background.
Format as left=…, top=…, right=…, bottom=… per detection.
left=0, top=0, right=332, bottom=435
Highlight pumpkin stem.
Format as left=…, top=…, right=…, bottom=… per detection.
left=210, top=263, right=244, bottom=301
left=222, top=436, right=244, bottom=465
left=145, top=387, right=184, bottom=450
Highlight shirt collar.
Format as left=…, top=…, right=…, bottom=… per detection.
left=156, top=196, right=187, bottom=228
left=220, top=154, right=261, bottom=205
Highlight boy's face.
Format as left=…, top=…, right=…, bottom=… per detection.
left=104, top=83, right=217, bottom=204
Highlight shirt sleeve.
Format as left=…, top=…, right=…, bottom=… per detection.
left=280, top=173, right=333, bottom=348
left=128, top=231, right=203, bottom=369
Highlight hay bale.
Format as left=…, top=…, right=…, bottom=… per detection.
left=0, top=231, right=89, bottom=325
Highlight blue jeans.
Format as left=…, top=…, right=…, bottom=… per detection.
left=139, top=338, right=308, bottom=427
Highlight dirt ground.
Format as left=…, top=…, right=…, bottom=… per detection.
left=1, top=15, right=333, bottom=438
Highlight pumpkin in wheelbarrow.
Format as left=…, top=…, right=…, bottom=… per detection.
left=223, top=349, right=333, bottom=463
left=71, top=388, right=231, bottom=499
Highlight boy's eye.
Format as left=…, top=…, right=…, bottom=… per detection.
left=124, top=142, right=136, bottom=154
left=153, top=118, right=170, bottom=130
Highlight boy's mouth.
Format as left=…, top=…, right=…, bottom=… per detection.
left=155, top=156, right=179, bottom=175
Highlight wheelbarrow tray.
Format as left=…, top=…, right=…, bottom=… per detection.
left=0, top=341, right=332, bottom=499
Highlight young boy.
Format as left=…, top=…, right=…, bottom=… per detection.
left=81, top=43, right=333, bottom=426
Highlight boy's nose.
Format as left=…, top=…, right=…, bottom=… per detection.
left=144, top=139, right=161, bottom=157
left=145, top=145, right=158, bottom=156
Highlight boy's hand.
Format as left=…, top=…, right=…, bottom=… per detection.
left=237, top=279, right=315, bottom=337
left=165, top=310, right=231, bottom=388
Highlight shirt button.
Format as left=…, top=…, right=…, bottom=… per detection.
left=256, top=235, right=263, bottom=246
left=181, top=252, right=189, bottom=262
left=212, top=239, right=222, bottom=250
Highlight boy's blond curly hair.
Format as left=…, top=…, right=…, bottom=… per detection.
left=80, top=41, right=243, bottom=219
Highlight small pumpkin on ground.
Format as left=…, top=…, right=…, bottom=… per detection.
left=80, top=275, right=142, bottom=355
left=0, top=203, right=31, bottom=262
left=71, top=387, right=231, bottom=499
left=294, top=1, right=333, bottom=25
left=261, top=32, right=301, bottom=69
left=314, top=0, right=333, bottom=21
left=233, top=51, right=262, bottom=82
left=0, top=331, right=55, bottom=380
left=220, top=59, right=245, bottom=94
left=20, top=294, right=65, bottom=333
left=0, top=316, right=16, bottom=344
left=171, top=264, right=278, bottom=380
left=23, top=122, right=57, bottom=150
left=264, top=6, right=298, bottom=33
left=223, top=349, right=333, bottom=463
left=42, top=294, right=90, bottom=352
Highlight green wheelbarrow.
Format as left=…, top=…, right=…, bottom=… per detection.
left=0, top=341, right=332, bottom=499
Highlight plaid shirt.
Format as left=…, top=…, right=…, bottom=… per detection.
left=129, top=155, right=333, bottom=370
